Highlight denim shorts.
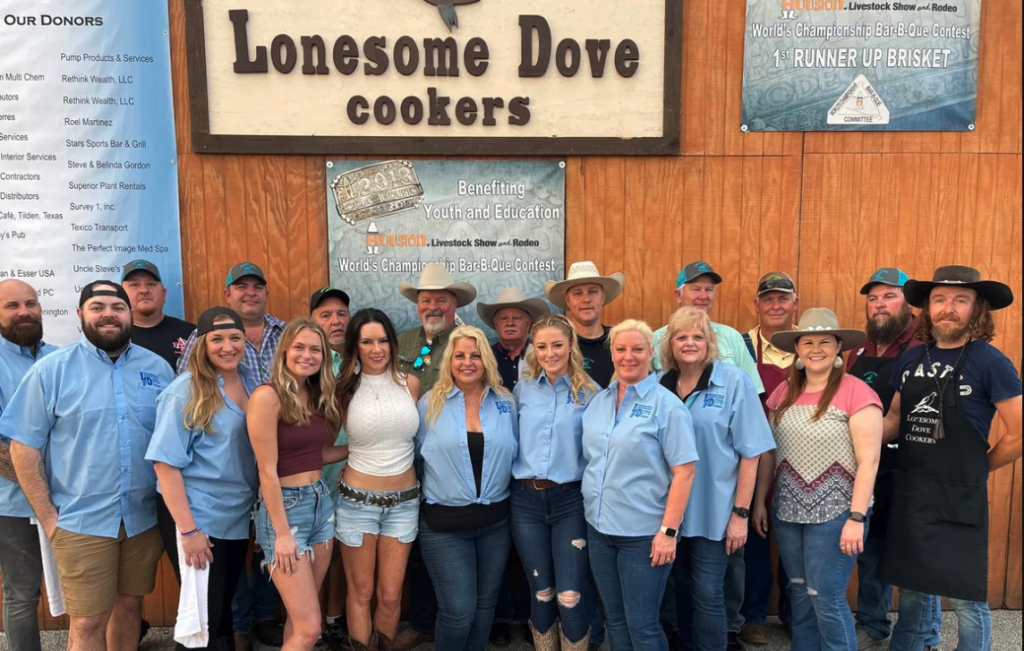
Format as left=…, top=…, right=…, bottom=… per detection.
left=256, top=478, right=335, bottom=571
left=334, top=478, right=420, bottom=548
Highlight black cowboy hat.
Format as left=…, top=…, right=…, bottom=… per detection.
left=904, top=265, right=1014, bottom=311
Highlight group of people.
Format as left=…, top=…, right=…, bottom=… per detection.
left=0, top=256, right=1020, bottom=651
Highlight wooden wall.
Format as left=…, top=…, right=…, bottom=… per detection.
left=1, top=0, right=1020, bottom=631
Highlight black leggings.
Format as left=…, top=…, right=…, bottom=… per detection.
left=157, top=495, right=250, bottom=651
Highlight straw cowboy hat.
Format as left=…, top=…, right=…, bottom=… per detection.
left=904, top=265, right=1014, bottom=311
left=477, top=288, right=551, bottom=327
left=544, top=262, right=626, bottom=311
left=771, top=308, right=867, bottom=354
left=398, top=262, right=477, bottom=307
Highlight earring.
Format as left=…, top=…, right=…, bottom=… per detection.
left=795, top=359, right=805, bottom=371
left=834, top=356, right=845, bottom=369
left=354, top=360, right=362, bottom=375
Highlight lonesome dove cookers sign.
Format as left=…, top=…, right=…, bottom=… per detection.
left=184, top=0, right=682, bottom=155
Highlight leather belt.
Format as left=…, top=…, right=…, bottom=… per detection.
left=338, top=482, right=421, bottom=508
left=519, top=479, right=580, bottom=491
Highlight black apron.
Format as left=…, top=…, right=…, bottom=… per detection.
left=879, top=345, right=990, bottom=603
left=848, top=341, right=908, bottom=539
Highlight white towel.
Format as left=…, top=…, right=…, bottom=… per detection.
left=174, top=528, right=211, bottom=648
left=29, top=518, right=65, bottom=617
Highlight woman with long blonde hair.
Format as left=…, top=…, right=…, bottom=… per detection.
left=510, top=314, right=598, bottom=650
left=415, top=326, right=518, bottom=651
left=248, top=318, right=348, bottom=651
left=146, top=307, right=258, bottom=651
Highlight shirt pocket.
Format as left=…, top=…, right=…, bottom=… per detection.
left=134, top=387, right=162, bottom=431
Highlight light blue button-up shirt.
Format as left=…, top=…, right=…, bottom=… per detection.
left=0, top=337, right=174, bottom=538
left=416, top=386, right=519, bottom=507
left=145, top=372, right=258, bottom=540
left=513, top=373, right=592, bottom=484
left=669, top=362, right=776, bottom=541
left=0, top=336, right=59, bottom=518
left=582, top=372, right=699, bottom=537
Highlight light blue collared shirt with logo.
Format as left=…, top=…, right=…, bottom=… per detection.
left=145, top=372, right=258, bottom=540
left=0, top=336, right=59, bottom=518
left=0, top=337, right=174, bottom=538
left=582, top=372, right=699, bottom=537
left=513, top=373, right=592, bottom=485
left=416, top=386, right=519, bottom=507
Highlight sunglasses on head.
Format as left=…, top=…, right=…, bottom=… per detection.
left=413, top=344, right=432, bottom=370
left=758, top=278, right=795, bottom=294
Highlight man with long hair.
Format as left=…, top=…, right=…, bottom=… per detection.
left=881, top=266, right=1023, bottom=651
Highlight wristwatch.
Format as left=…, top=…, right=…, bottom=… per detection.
left=849, top=512, right=867, bottom=523
left=660, top=526, right=678, bottom=538
left=732, top=506, right=751, bottom=519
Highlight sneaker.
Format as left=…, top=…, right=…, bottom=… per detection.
left=727, top=632, right=744, bottom=651
left=392, top=629, right=434, bottom=651
left=490, top=621, right=513, bottom=646
left=856, top=625, right=889, bottom=650
left=740, top=623, right=770, bottom=646
left=254, top=620, right=285, bottom=648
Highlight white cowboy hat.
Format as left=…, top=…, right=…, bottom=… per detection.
left=477, top=288, right=551, bottom=328
left=398, top=262, right=477, bottom=307
left=544, top=261, right=626, bottom=310
left=771, top=308, right=868, bottom=354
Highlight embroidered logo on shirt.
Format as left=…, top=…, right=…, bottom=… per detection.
left=566, top=390, right=589, bottom=406
left=630, top=404, right=653, bottom=419
left=702, top=393, right=726, bottom=409
left=139, top=371, right=161, bottom=388
left=495, top=400, right=512, bottom=415
left=173, top=337, right=188, bottom=355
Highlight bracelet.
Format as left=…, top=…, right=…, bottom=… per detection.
left=180, top=527, right=202, bottom=537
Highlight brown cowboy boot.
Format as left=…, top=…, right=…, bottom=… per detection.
left=348, top=629, right=378, bottom=651
left=530, top=621, right=561, bottom=651
left=374, top=628, right=394, bottom=651
left=559, top=625, right=590, bottom=651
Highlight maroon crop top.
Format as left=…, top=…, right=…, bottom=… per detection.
left=277, top=415, right=328, bottom=477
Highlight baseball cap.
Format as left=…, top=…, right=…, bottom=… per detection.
left=309, top=287, right=351, bottom=314
left=226, top=262, right=267, bottom=287
left=860, top=268, right=909, bottom=295
left=196, top=307, right=245, bottom=337
left=121, top=259, right=161, bottom=282
left=79, top=280, right=131, bottom=309
left=676, top=261, right=723, bottom=288
left=757, top=272, right=796, bottom=297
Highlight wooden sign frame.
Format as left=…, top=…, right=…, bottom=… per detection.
left=183, top=0, right=683, bottom=156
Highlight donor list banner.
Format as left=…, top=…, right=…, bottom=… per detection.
left=741, top=0, right=980, bottom=131
left=326, top=160, right=565, bottom=336
left=0, top=0, right=183, bottom=344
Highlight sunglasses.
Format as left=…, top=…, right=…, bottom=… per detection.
left=413, top=344, right=432, bottom=370
left=758, top=278, right=795, bottom=295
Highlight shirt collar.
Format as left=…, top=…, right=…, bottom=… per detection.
left=539, top=371, right=571, bottom=389
left=660, top=362, right=719, bottom=399
left=265, top=313, right=286, bottom=332
left=756, top=328, right=791, bottom=357
left=0, top=335, right=48, bottom=359
left=78, top=334, right=134, bottom=363
left=610, top=371, right=659, bottom=399
left=421, top=324, right=455, bottom=345
left=495, top=339, right=530, bottom=359
left=445, top=383, right=501, bottom=401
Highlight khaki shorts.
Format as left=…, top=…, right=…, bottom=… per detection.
left=49, top=524, right=164, bottom=617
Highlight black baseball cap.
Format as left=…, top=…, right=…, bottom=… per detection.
left=197, top=307, right=245, bottom=337
left=860, top=268, right=910, bottom=295
left=677, top=261, right=723, bottom=287
left=309, top=287, right=351, bottom=314
left=226, top=262, right=267, bottom=287
left=79, top=280, right=131, bottom=309
left=757, top=272, right=797, bottom=297
left=121, top=259, right=161, bottom=282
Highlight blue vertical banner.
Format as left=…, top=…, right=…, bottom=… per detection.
left=0, top=0, right=183, bottom=344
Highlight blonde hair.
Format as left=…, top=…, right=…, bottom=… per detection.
left=524, top=314, right=598, bottom=404
left=659, top=307, right=720, bottom=373
left=608, top=319, right=655, bottom=380
left=184, top=315, right=242, bottom=433
left=269, top=318, right=340, bottom=434
left=426, top=326, right=511, bottom=426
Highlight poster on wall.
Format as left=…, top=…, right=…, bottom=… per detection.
left=741, top=0, right=980, bottom=131
left=326, top=160, right=565, bottom=337
left=0, top=0, right=183, bottom=345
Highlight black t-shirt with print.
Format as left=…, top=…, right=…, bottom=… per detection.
left=578, top=326, right=614, bottom=389
left=131, top=316, right=197, bottom=372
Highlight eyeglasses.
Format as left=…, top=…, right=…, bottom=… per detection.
left=758, top=278, right=795, bottom=295
left=413, top=344, right=432, bottom=370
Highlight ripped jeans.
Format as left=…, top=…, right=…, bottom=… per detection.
left=510, top=481, right=594, bottom=643
left=255, top=478, right=335, bottom=574
left=773, top=510, right=864, bottom=651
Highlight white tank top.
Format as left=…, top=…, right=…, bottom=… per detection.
left=345, top=371, right=420, bottom=477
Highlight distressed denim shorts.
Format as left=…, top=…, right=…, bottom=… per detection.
left=256, top=478, right=334, bottom=572
left=334, top=479, right=420, bottom=548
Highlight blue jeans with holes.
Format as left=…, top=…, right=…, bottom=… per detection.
left=419, top=516, right=513, bottom=651
left=856, top=536, right=942, bottom=646
left=893, top=590, right=986, bottom=651
left=675, top=536, right=731, bottom=651
left=510, top=483, right=594, bottom=642
left=773, top=511, right=863, bottom=651
left=589, top=525, right=672, bottom=651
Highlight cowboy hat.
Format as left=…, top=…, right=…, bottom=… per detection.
left=904, top=265, right=1014, bottom=311
left=771, top=308, right=867, bottom=354
left=398, top=262, right=477, bottom=307
left=477, top=288, right=551, bottom=328
left=544, top=262, right=626, bottom=310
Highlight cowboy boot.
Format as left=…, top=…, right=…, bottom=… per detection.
left=348, top=629, right=377, bottom=651
left=530, top=621, right=561, bottom=651
left=374, top=628, right=394, bottom=651
left=559, top=625, right=590, bottom=651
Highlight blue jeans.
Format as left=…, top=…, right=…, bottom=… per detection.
left=725, top=546, right=745, bottom=634
left=510, top=483, right=595, bottom=642
left=773, top=511, right=862, bottom=651
left=493, top=549, right=530, bottom=625
left=675, top=537, right=731, bottom=651
left=589, top=526, right=672, bottom=651
left=419, top=516, right=513, bottom=651
left=406, top=539, right=437, bottom=635
left=232, top=546, right=282, bottom=634
left=856, top=537, right=941, bottom=645
left=741, top=522, right=791, bottom=626
left=893, top=590, right=987, bottom=651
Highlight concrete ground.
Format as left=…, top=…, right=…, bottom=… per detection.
left=2, top=611, right=1020, bottom=650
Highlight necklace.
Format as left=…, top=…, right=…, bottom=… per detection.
left=924, top=340, right=970, bottom=440
left=363, top=373, right=387, bottom=402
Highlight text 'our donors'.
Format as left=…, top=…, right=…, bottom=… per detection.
left=228, top=10, right=645, bottom=128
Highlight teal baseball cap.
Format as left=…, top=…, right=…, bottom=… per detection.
left=121, top=259, right=161, bottom=282
left=226, top=262, right=267, bottom=287
left=677, top=261, right=723, bottom=288
left=861, top=268, right=909, bottom=295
